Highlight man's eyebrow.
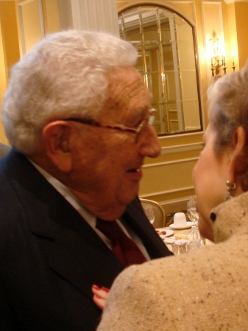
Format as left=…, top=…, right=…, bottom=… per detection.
left=127, top=108, right=149, bottom=123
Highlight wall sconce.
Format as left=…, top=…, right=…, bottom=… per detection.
left=209, top=30, right=235, bottom=78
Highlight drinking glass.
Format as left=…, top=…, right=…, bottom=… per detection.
left=171, top=241, right=188, bottom=254
left=143, top=204, right=155, bottom=224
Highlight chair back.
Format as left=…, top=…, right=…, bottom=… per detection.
left=0, top=143, right=10, bottom=158
left=140, top=198, right=166, bottom=228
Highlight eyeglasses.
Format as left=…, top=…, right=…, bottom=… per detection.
left=62, top=108, right=156, bottom=142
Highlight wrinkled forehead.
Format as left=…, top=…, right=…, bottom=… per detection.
left=101, top=66, right=152, bottom=119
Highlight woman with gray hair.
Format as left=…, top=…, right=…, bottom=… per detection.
left=96, top=64, right=248, bottom=330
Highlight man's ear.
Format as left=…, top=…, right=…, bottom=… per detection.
left=42, top=121, right=73, bottom=172
left=229, top=126, right=246, bottom=181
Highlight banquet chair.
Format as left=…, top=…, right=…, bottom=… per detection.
left=140, top=198, right=166, bottom=229
left=0, top=142, right=10, bottom=158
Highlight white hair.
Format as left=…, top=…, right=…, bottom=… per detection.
left=1, top=30, right=138, bottom=154
left=207, top=62, right=248, bottom=191
left=207, top=62, right=248, bottom=153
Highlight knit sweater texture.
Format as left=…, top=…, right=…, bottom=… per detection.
left=97, top=192, right=248, bottom=331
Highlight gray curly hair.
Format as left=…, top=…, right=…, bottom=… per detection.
left=1, top=30, right=138, bottom=154
left=207, top=62, right=248, bottom=190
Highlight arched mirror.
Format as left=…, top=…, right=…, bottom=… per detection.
left=119, top=5, right=202, bottom=135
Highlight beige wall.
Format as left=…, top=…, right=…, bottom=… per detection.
left=0, top=0, right=19, bottom=110
left=0, top=0, right=247, bottom=210
left=0, top=0, right=20, bottom=143
left=235, top=2, right=248, bottom=68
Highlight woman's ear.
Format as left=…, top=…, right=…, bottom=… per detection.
left=42, top=121, right=73, bottom=172
left=229, top=126, right=246, bottom=181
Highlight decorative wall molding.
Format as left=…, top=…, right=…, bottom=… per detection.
left=161, top=142, right=202, bottom=155
left=224, top=0, right=248, bottom=3
left=58, top=0, right=119, bottom=36
left=159, top=131, right=204, bottom=144
left=143, top=156, right=199, bottom=169
left=140, top=187, right=194, bottom=215
left=140, top=185, right=194, bottom=198
left=140, top=156, right=197, bottom=203
left=18, top=0, right=44, bottom=55
left=118, top=0, right=197, bottom=25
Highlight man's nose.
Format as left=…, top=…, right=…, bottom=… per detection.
left=138, top=125, right=161, bottom=158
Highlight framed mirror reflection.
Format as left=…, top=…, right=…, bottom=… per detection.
left=118, top=5, right=202, bottom=135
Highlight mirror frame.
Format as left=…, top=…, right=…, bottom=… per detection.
left=118, top=3, right=203, bottom=136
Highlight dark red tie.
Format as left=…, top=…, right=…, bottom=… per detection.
left=96, top=218, right=147, bottom=267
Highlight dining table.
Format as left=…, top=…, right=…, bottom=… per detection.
left=156, top=224, right=213, bottom=253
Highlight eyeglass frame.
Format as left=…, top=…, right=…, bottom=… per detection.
left=61, top=108, right=156, bottom=143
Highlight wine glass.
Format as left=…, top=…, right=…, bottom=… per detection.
left=187, top=196, right=205, bottom=249
left=187, top=195, right=199, bottom=228
left=143, top=204, right=155, bottom=224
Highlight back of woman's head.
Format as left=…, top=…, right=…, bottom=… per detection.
left=207, top=62, right=248, bottom=190
left=1, top=30, right=138, bottom=154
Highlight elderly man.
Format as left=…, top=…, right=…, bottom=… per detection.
left=0, top=30, right=172, bottom=331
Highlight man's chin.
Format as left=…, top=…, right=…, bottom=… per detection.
left=116, top=184, right=139, bottom=205
left=120, top=193, right=138, bottom=206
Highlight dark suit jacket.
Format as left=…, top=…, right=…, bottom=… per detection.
left=0, top=151, right=172, bottom=331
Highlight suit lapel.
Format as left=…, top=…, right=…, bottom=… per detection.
left=37, top=223, right=124, bottom=298
left=28, top=197, right=125, bottom=300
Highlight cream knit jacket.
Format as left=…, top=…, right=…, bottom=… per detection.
left=97, top=192, right=248, bottom=331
